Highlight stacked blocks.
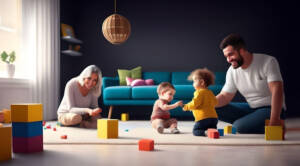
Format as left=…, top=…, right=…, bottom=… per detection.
left=121, top=113, right=129, bottom=121
left=218, top=129, right=224, bottom=136
left=265, top=119, right=284, bottom=141
left=11, top=103, right=43, bottom=153
left=0, top=126, right=12, bottom=161
left=97, top=119, right=118, bottom=139
left=3, top=109, right=11, bottom=123
left=224, top=126, right=232, bottom=134
left=139, top=139, right=154, bottom=151
left=207, top=129, right=219, bottom=139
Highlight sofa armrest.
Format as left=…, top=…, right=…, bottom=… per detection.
left=102, top=77, right=119, bottom=89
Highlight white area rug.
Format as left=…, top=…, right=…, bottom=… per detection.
left=43, top=120, right=300, bottom=145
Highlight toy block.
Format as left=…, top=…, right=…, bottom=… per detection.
left=2, top=109, right=11, bottom=123
left=265, top=119, right=285, bottom=140
left=218, top=129, right=224, bottom=136
left=43, top=121, right=46, bottom=126
left=139, top=139, right=154, bottom=151
left=12, top=121, right=43, bottom=137
left=0, top=123, right=3, bottom=127
left=265, top=126, right=283, bottom=141
left=232, top=127, right=237, bottom=134
left=224, top=126, right=232, bottom=134
left=13, top=135, right=43, bottom=153
left=53, top=128, right=56, bottom=131
left=11, top=103, right=43, bottom=122
left=0, top=126, right=12, bottom=161
left=121, top=113, right=129, bottom=121
left=61, top=135, right=67, bottom=139
left=207, top=129, right=219, bottom=139
left=97, top=119, right=118, bottom=139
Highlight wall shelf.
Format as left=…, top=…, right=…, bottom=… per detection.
left=61, top=50, right=82, bottom=56
left=62, top=36, right=83, bottom=44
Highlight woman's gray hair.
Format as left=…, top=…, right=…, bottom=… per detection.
left=77, top=65, right=102, bottom=97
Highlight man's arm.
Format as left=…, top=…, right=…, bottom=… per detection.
left=216, top=91, right=235, bottom=108
left=268, top=81, right=284, bottom=126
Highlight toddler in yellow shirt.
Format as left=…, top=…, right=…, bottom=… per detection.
left=183, top=68, right=218, bottom=136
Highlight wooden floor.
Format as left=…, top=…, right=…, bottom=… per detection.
left=1, top=118, right=300, bottom=166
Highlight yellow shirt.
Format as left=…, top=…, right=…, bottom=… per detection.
left=183, top=88, right=218, bottom=121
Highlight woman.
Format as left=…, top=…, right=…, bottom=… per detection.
left=57, top=65, right=102, bottom=128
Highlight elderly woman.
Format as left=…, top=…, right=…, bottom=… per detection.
left=57, top=65, right=102, bottom=128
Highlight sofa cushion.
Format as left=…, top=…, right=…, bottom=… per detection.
left=118, top=66, right=142, bottom=85
left=214, top=72, right=226, bottom=85
left=208, top=85, right=223, bottom=95
left=143, top=72, right=171, bottom=85
left=103, top=86, right=131, bottom=99
left=173, top=85, right=194, bottom=99
left=171, top=72, right=192, bottom=85
left=132, top=86, right=158, bottom=99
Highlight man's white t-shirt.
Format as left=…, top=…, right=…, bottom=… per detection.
left=222, top=53, right=286, bottom=110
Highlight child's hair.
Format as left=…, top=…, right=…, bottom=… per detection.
left=157, top=82, right=175, bottom=94
left=188, top=68, right=215, bottom=87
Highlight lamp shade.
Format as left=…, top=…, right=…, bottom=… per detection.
left=102, top=14, right=131, bottom=44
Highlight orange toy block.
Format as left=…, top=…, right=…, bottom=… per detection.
left=207, top=129, right=220, bottom=139
left=0, top=126, right=12, bottom=161
left=139, top=139, right=154, bottom=151
left=2, top=109, right=11, bottom=123
left=265, top=119, right=285, bottom=140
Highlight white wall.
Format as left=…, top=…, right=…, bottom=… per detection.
left=0, top=78, right=30, bottom=110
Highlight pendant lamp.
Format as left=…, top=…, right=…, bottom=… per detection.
left=102, top=0, right=131, bottom=44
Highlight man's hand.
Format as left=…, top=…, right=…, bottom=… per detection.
left=0, top=112, right=4, bottom=123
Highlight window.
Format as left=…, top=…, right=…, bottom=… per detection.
left=0, top=0, right=27, bottom=79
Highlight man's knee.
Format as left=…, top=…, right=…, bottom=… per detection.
left=233, top=119, right=264, bottom=134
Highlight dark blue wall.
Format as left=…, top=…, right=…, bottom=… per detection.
left=60, top=0, right=298, bottom=118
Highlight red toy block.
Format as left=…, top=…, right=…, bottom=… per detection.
left=13, top=135, right=43, bottom=153
left=43, top=121, right=46, bottom=126
left=53, top=128, right=56, bottom=131
left=138, top=139, right=154, bottom=151
left=46, top=125, right=51, bottom=129
left=61, top=135, right=67, bottom=139
left=207, top=129, right=219, bottom=139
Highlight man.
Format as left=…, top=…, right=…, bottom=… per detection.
left=216, top=33, right=286, bottom=134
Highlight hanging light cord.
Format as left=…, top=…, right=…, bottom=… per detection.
left=114, top=0, right=117, bottom=13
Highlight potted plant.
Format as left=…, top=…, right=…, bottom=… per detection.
left=1, top=51, right=16, bottom=78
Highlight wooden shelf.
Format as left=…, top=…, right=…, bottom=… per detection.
left=61, top=50, right=82, bottom=56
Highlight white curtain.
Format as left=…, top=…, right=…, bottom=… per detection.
left=22, top=0, right=60, bottom=120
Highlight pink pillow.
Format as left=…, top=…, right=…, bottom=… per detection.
left=145, top=79, right=154, bottom=85
left=131, top=79, right=146, bottom=86
left=126, top=77, right=134, bottom=86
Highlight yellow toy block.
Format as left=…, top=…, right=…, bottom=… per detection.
left=121, top=113, right=129, bottom=121
left=265, top=126, right=283, bottom=140
left=224, top=126, right=232, bottom=134
left=11, top=103, right=43, bottom=122
left=97, top=119, right=118, bottom=139
left=0, top=126, right=12, bottom=161
left=3, top=109, right=11, bottom=123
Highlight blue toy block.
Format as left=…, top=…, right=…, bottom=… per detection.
left=12, top=121, right=43, bottom=137
left=232, top=127, right=237, bottom=134
left=218, top=129, right=224, bottom=136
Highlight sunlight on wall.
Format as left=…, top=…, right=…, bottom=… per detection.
left=0, top=0, right=29, bottom=79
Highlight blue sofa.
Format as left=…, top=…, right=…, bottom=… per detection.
left=102, top=71, right=226, bottom=118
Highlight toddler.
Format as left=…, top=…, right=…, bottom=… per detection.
left=183, top=68, right=218, bottom=136
left=151, top=82, right=183, bottom=134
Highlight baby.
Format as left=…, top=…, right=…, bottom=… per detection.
left=151, top=82, right=183, bottom=134
left=183, top=68, right=218, bottom=136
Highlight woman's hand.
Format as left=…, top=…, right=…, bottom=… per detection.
left=88, top=108, right=102, bottom=116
